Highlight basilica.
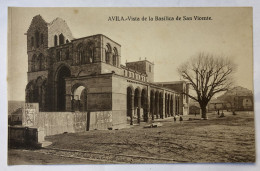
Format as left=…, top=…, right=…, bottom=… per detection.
left=25, top=15, right=189, bottom=126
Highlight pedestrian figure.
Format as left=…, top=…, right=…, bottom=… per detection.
left=179, top=116, right=183, bottom=121
left=174, top=116, right=176, bottom=122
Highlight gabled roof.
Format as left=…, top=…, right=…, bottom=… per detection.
left=27, top=15, right=47, bottom=33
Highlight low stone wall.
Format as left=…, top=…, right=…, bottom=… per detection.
left=89, top=111, right=113, bottom=130
left=34, top=112, right=87, bottom=136
left=22, top=108, right=128, bottom=136
left=89, top=110, right=127, bottom=130
left=8, top=126, right=44, bottom=147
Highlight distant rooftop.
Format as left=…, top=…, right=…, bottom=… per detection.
left=154, top=81, right=188, bottom=85
left=126, top=59, right=154, bottom=65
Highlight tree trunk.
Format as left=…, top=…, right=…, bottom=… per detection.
left=201, top=105, right=207, bottom=119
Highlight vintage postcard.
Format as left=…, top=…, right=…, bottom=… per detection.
left=7, top=7, right=255, bottom=165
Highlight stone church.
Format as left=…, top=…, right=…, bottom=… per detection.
left=25, top=15, right=189, bottom=126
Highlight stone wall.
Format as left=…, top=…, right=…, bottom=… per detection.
left=48, top=17, right=74, bottom=47
left=126, top=60, right=154, bottom=82
left=33, top=112, right=87, bottom=136
left=101, top=62, right=123, bottom=75
left=112, top=75, right=128, bottom=126
left=23, top=110, right=126, bottom=136
left=89, top=111, right=127, bottom=130
left=8, top=126, right=44, bottom=147
left=101, top=35, right=121, bottom=66
left=71, top=34, right=102, bottom=63
left=65, top=74, right=113, bottom=111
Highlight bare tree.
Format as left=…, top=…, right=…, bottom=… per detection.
left=178, top=53, right=236, bottom=119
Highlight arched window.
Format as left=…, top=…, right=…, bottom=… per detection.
left=113, top=55, right=116, bottom=66
left=39, top=54, right=43, bottom=70
left=41, top=33, right=44, bottom=45
left=31, top=37, right=34, bottom=47
left=35, top=56, right=40, bottom=71
left=59, top=33, right=64, bottom=45
left=113, top=47, right=118, bottom=66
left=31, top=54, right=37, bottom=71
left=77, top=44, right=84, bottom=64
left=86, top=42, right=94, bottom=63
left=105, top=44, right=112, bottom=64
left=88, top=48, right=93, bottom=63
left=54, top=35, right=58, bottom=46
left=35, top=30, right=40, bottom=48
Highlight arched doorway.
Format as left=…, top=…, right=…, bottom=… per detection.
left=72, top=85, right=87, bottom=111
left=56, top=66, right=71, bottom=111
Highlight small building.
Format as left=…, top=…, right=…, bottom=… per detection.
left=217, top=86, right=254, bottom=111
left=208, top=99, right=225, bottom=111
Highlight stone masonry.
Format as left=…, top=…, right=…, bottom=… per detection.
left=25, top=15, right=189, bottom=127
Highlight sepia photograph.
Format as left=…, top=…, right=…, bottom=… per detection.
left=7, top=7, right=255, bottom=165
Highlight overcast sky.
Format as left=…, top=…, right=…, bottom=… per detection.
left=8, top=7, right=253, bottom=101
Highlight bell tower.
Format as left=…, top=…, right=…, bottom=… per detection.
left=26, top=15, right=48, bottom=73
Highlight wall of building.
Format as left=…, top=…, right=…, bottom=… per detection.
left=8, top=126, right=44, bottom=147
left=89, top=111, right=112, bottom=130
left=31, top=112, right=87, bottom=136
left=242, top=97, right=253, bottom=110
left=101, top=62, right=124, bottom=75
left=208, top=103, right=224, bottom=111
left=157, top=82, right=189, bottom=115
left=101, top=35, right=121, bottom=66
left=48, top=17, right=74, bottom=47
left=126, top=61, right=146, bottom=73
left=145, top=61, right=154, bottom=82
left=27, top=15, right=48, bottom=51
left=112, top=75, right=128, bottom=126
left=27, top=71, right=48, bottom=83
left=125, top=60, right=154, bottom=82
left=65, top=74, right=113, bottom=112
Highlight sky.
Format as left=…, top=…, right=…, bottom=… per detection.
left=8, top=7, right=253, bottom=101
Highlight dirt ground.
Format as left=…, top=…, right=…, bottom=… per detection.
left=8, top=149, right=106, bottom=165
left=8, top=111, right=255, bottom=164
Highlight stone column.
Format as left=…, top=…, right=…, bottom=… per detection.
left=165, top=95, right=168, bottom=118
left=137, top=95, right=141, bottom=124
left=173, top=94, right=175, bottom=116
left=160, top=96, right=164, bottom=119
left=151, top=93, right=155, bottom=120
left=156, top=94, right=159, bottom=119
left=144, top=97, right=149, bottom=122
left=177, top=96, right=179, bottom=115
left=130, top=94, right=134, bottom=125
left=168, top=96, right=171, bottom=117
left=72, top=96, right=75, bottom=111
left=170, top=98, right=173, bottom=116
